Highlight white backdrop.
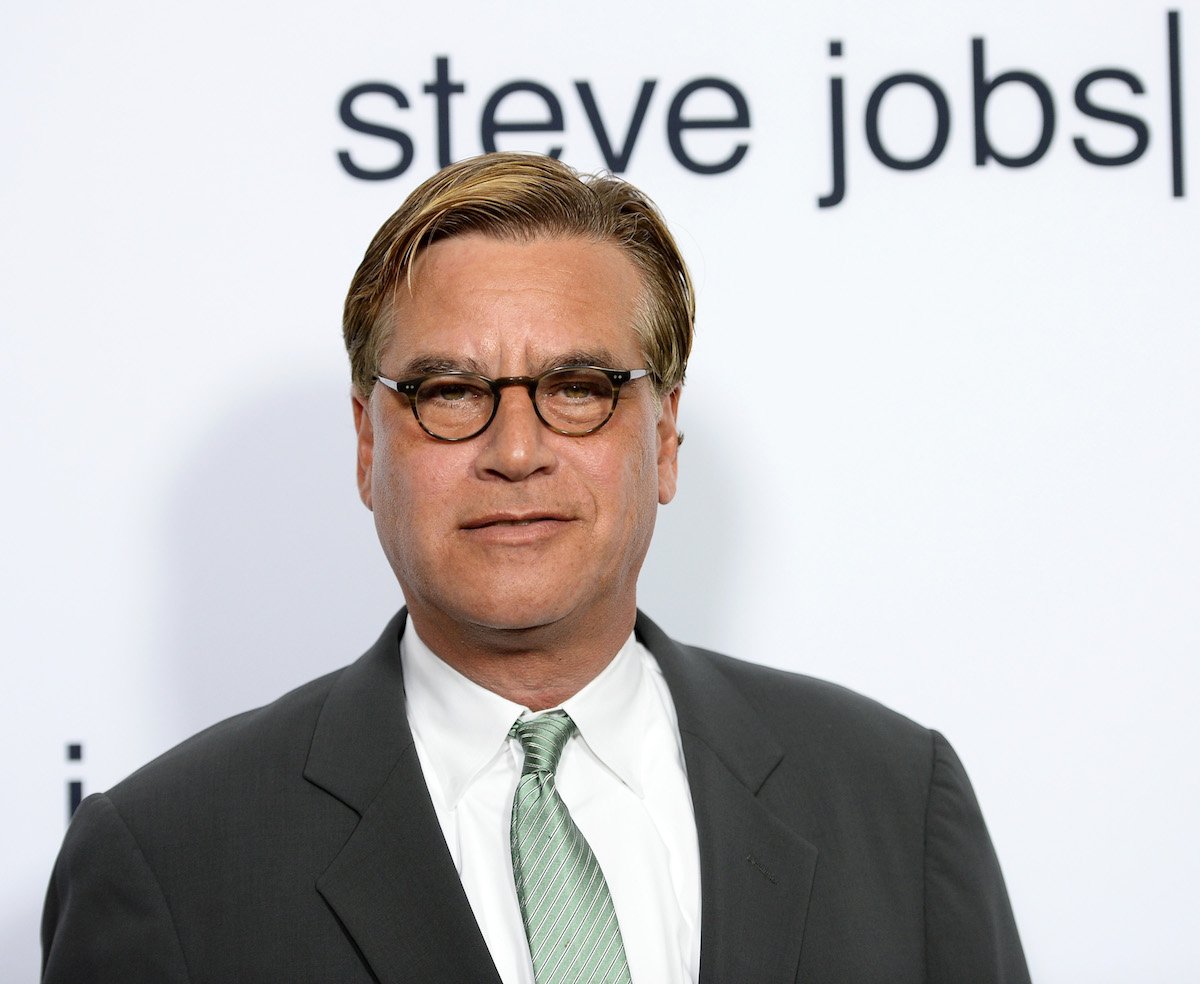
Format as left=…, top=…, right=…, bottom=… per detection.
left=5, top=2, right=1198, bottom=980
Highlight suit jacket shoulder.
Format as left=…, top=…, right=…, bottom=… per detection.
left=637, top=615, right=1030, bottom=984
left=105, top=664, right=343, bottom=815
left=681, top=638, right=934, bottom=762
left=43, top=611, right=502, bottom=984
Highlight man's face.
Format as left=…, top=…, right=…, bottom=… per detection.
left=353, top=233, right=680, bottom=648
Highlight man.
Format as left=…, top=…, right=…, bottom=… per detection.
left=43, top=153, right=1031, bottom=983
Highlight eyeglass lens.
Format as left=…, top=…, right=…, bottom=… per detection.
left=415, top=367, right=618, bottom=439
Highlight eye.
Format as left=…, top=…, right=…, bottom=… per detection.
left=558, top=380, right=600, bottom=400
left=432, top=383, right=472, bottom=402
left=418, top=376, right=491, bottom=405
left=542, top=370, right=610, bottom=402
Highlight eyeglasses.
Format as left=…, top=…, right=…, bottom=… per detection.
left=375, top=365, right=650, bottom=442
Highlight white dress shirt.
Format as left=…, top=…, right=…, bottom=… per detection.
left=401, top=623, right=701, bottom=984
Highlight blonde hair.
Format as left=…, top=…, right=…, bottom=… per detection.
left=343, top=153, right=694, bottom=398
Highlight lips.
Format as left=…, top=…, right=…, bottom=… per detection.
left=461, top=512, right=571, bottom=530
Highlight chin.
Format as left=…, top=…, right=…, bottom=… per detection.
left=463, top=597, right=577, bottom=635
left=453, top=579, right=612, bottom=637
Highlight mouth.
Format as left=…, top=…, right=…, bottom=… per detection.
left=461, top=513, right=571, bottom=531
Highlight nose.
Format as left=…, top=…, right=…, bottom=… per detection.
left=473, top=384, right=557, bottom=481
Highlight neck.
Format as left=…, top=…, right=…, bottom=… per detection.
left=404, top=605, right=636, bottom=710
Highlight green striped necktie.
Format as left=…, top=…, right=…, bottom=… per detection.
left=509, top=712, right=634, bottom=984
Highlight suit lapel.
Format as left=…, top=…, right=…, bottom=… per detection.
left=638, top=613, right=818, bottom=984
left=305, top=611, right=503, bottom=984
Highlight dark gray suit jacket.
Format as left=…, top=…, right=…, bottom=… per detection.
left=43, top=610, right=1030, bottom=983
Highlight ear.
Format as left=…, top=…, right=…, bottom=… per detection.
left=352, top=393, right=375, bottom=511
left=656, top=386, right=682, bottom=505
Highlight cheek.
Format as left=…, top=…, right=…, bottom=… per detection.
left=592, top=429, right=660, bottom=533
left=372, top=443, right=461, bottom=552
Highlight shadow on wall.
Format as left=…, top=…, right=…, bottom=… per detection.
left=637, top=402, right=740, bottom=652
left=157, top=378, right=739, bottom=742
left=157, top=373, right=401, bottom=742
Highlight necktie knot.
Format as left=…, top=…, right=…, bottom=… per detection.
left=511, top=711, right=576, bottom=776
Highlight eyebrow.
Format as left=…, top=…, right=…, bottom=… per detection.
left=540, top=349, right=628, bottom=373
left=388, top=348, right=632, bottom=379
left=390, top=354, right=491, bottom=377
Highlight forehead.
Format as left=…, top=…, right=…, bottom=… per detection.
left=383, top=233, right=645, bottom=371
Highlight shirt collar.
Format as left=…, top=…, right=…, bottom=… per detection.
left=401, top=623, right=525, bottom=809
left=561, top=632, right=648, bottom=797
left=401, top=623, right=650, bottom=806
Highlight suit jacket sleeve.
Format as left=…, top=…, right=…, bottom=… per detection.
left=924, top=731, right=1030, bottom=984
left=42, top=792, right=193, bottom=984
